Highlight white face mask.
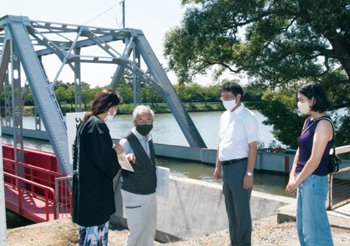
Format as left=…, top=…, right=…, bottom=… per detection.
left=298, top=101, right=311, bottom=115
left=104, top=108, right=116, bottom=122
left=223, top=99, right=237, bottom=111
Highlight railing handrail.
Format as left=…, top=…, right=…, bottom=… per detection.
left=4, top=172, right=56, bottom=199
left=4, top=172, right=56, bottom=221
left=334, top=145, right=350, bottom=155
left=55, top=176, right=73, bottom=219
left=3, top=157, right=64, bottom=176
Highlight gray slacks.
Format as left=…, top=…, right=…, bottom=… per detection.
left=222, top=160, right=252, bottom=246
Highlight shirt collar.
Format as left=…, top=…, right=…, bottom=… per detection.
left=131, top=127, right=152, bottom=141
left=230, top=103, right=244, bottom=116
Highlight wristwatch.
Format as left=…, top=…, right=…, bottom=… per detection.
left=246, top=171, right=253, bottom=176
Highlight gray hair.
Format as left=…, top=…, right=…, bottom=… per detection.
left=132, top=105, right=154, bottom=121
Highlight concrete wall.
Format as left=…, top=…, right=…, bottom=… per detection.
left=255, top=152, right=295, bottom=174
left=153, top=143, right=217, bottom=164
left=12, top=127, right=350, bottom=177
left=110, top=175, right=296, bottom=242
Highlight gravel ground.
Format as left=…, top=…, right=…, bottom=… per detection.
left=7, top=216, right=350, bottom=245
left=165, top=216, right=350, bottom=246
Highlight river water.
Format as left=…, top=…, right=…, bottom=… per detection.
left=4, top=108, right=348, bottom=228
left=3, top=109, right=281, bottom=150
left=3, top=110, right=290, bottom=197
left=2, top=109, right=294, bottom=229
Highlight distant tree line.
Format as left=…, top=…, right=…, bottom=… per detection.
left=0, top=71, right=262, bottom=111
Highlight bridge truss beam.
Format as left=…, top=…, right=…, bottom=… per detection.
left=0, top=15, right=207, bottom=176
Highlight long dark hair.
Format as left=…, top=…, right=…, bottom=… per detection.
left=82, top=89, right=120, bottom=122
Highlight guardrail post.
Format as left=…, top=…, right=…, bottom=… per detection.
left=284, top=156, right=290, bottom=173
left=55, top=178, right=59, bottom=219
left=329, top=174, right=333, bottom=210
left=45, top=190, right=49, bottom=221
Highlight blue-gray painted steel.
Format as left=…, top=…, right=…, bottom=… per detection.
left=0, top=15, right=207, bottom=177
left=3, top=15, right=71, bottom=175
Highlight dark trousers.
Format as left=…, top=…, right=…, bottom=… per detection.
left=222, top=160, right=252, bottom=246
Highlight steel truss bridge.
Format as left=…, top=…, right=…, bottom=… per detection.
left=0, top=15, right=207, bottom=176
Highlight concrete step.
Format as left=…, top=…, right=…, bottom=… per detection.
left=277, top=203, right=350, bottom=229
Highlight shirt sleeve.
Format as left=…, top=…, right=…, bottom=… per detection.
left=245, top=114, right=259, bottom=144
left=88, top=120, right=120, bottom=180
left=119, top=138, right=133, bottom=155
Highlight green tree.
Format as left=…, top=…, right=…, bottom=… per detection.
left=65, top=85, right=76, bottom=110
left=164, top=0, right=350, bottom=109
left=200, top=84, right=221, bottom=106
left=141, top=85, right=165, bottom=106
left=81, top=84, right=95, bottom=111
left=54, top=87, right=67, bottom=106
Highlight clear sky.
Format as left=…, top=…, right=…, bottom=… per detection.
left=1, top=0, right=240, bottom=88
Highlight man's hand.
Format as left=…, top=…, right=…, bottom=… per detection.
left=114, top=144, right=123, bottom=155
left=243, top=175, right=253, bottom=189
left=126, top=154, right=136, bottom=164
left=214, top=167, right=222, bottom=180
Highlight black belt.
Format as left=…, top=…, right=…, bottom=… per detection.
left=221, top=157, right=248, bottom=166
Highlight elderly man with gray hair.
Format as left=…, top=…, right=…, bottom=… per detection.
left=119, top=105, right=157, bottom=246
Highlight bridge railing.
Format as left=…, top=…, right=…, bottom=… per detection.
left=55, top=176, right=73, bottom=219
left=4, top=172, right=56, bottom=221
left=328, top=145, right=350, bottom=210
left=3, top=157, right=67, bottom=200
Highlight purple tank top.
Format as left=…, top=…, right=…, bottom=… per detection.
left=296, top=116, right=333, bottom=176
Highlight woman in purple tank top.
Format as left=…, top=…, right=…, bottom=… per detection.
left=286, top=82, right=334, bottom=246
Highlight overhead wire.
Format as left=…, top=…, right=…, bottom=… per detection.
left=82, top=3, right=121, bottom=26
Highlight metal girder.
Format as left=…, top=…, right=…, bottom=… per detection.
left=74, top=48, right=82, bottom=112
left=133, top=47, right=141, bottom=107
left=36, top=34, right=125, bottom=56
left=27, top=26, right=75, bottom=72
left=4, top=73, right=11, bottom=127
left=134, top=31, right=207, bottom=148
left=0, top=28, right=10, bottom=91
left=0, top=14, right=207, bottom=165
left=5, top=15, right=71, bottom=175
left=21, top=80, right=29, bottom=109
left=110, top=37, right=134, bottom=90
left=83, top=29, right=122, bottom=58
left=10, top=41, right=24, bottom=163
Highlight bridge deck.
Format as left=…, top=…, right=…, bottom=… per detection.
left=5, top=183, right=69, bottom=223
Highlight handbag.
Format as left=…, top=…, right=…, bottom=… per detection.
left=301, top=116, right=341, bottom=174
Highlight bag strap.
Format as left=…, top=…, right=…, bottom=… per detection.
left=318, top=117, right=336, bottom=152
left=302, top=116, right=336, bottom=152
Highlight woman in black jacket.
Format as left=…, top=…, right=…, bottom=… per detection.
left=72, top=89, right=122, bottom=246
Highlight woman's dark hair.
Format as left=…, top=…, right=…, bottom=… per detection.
left=220, top=81, right=244, bottom=97
left=297, top=82, right=329, bottom=113
left=82, top=89, right=120, bottom=122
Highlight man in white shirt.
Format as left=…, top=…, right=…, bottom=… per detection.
left=214, top=82, right=259, bottom=246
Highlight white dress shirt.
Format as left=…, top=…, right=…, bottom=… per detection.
left=218, top=104, right=259, bottom=162
left=119, top=127, right=152, bottom=159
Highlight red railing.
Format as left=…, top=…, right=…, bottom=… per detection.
left=3, top=157, right=68, bottom=201
left=55, top=176, right=73, bottom=219
left=4, top=172, right=56, bottom=221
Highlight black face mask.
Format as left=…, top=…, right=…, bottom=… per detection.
left=136, top=124, right=153, bottom=136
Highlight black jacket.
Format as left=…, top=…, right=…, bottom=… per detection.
left=72, top=115, right=120, bottom=227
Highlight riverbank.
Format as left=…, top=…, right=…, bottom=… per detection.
left=7, top=215, right=350, bottom=246
left=15, top=102, right=257, bottom=116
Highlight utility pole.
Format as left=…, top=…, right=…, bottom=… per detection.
left=121, top=0, right=125, bottom=28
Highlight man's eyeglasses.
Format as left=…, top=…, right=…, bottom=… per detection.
left=220, top=95, right=235, bottom=101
